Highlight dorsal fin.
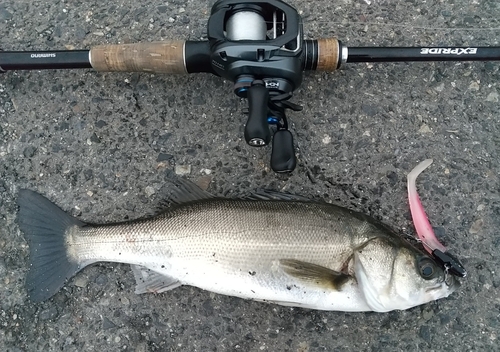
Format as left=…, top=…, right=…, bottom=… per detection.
left=167, top=178, right=214, bottom=204
left=162, top=179, right=310, bottom=206
left=154, top=178, right=214, bottom=212
left=243, top=189, right=311, bottom=202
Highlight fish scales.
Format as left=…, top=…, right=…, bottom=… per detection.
left=72, top=199, right=367, bottom=271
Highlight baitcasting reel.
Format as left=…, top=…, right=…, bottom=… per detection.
left=207, top=0, right=308, bottom=173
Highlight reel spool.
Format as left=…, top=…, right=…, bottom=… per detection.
left=225, top=10, right=267, bottom=41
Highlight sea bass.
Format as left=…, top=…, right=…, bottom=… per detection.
left=17, top=184, right=458, bottom=312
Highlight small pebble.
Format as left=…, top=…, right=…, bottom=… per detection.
left=419, top=325, right=431, bottom=343
left=103, top=317, right=116, bottom=330
left=121, top=297, right=130, bottom=306
left=145, top=186, right=155, bottom=197
left=175, top=164, right=191, bottom=176
left=469, top=218, right=484, bottom=234
left=469, top=81, right=480, bottom=91
left=0, top=6, right=13, bottom=20
left=419, top=124, right=432, bottom=134
left=74, top=276, right=89, bottom=288
left=39, top=306, right=58, bottom=321
left=486, top=92, right=499, bottom=102
left=23, top=146, right=37, bottom=158
left=422, top=307, right=434, bottom=321
left=434, top=83, right=445, bottom=92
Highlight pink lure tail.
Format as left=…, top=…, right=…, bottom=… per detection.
left=407, top=159, right=447, bottom=254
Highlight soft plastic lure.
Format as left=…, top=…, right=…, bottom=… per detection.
left=407, top=159, right=447, bottom=254
left=407, top=159, right=466, bottom=277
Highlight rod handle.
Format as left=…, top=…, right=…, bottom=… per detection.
left=89, top=41, right=186, bottom=74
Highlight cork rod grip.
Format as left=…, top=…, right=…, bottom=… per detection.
left=316, top=38, right=340, bottom=72
left=90, top=41, right=186, bottom=74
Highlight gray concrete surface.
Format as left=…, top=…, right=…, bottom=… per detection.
left=0, top=0, right=499, bottom=351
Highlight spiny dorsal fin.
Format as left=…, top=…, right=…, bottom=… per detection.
left=279, top=259, right=351, bottom=291
left=166, top=177, right=214, bottom=204
left=160, top=180, right=310, bottom=208
left=154, top=178, right=214, bottom=213
left=243, top=189, right=311, bottom=202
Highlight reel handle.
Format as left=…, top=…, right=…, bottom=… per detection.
left=244, top=83, right=271, bottom=147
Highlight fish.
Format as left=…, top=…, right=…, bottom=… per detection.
left=17, top=182, right=458, bottom=312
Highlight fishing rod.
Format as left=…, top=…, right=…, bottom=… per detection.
left=1, top=0, right=500, bottom=173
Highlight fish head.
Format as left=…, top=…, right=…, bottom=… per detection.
left=353, top=237, right=459, bottom=312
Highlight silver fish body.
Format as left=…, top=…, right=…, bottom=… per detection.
left=18, top=189, right=458, bottom=312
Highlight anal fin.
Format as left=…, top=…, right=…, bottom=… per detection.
left=130, top=265, right=181, bottom=294
left=279, top=259, right=351, bottom=291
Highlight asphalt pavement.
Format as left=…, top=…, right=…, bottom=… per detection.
left=0, top=0, right=499, bottom=351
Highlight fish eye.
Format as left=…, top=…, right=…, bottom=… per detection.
left=418, top=258, right=437, bottom=280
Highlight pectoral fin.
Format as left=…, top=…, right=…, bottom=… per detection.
left=130, top=265, right=181, bottom=294
left=279, top=259, right=351, bottom=291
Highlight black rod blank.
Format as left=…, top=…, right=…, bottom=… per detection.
left=0, top=50, right=91, bottom=71
left=346, top=47, right=500, bottom=63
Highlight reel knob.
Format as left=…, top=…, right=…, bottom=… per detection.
left=271, top=130, right=296, bottom=173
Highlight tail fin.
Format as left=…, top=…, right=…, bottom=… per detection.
left=17, top=190, right=86, bottom=302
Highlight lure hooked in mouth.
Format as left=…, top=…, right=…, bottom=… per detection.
left=407, top=159, right=467, bottom=278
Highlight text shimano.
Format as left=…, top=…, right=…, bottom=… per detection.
left=420, top=48, right=477, bottom=55
left=31, top=53, right=57, bottom=58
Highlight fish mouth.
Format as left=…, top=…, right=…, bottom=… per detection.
left=444, top=272, right=460, bottom=291
left=425, top=273, right=460, bottom=298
